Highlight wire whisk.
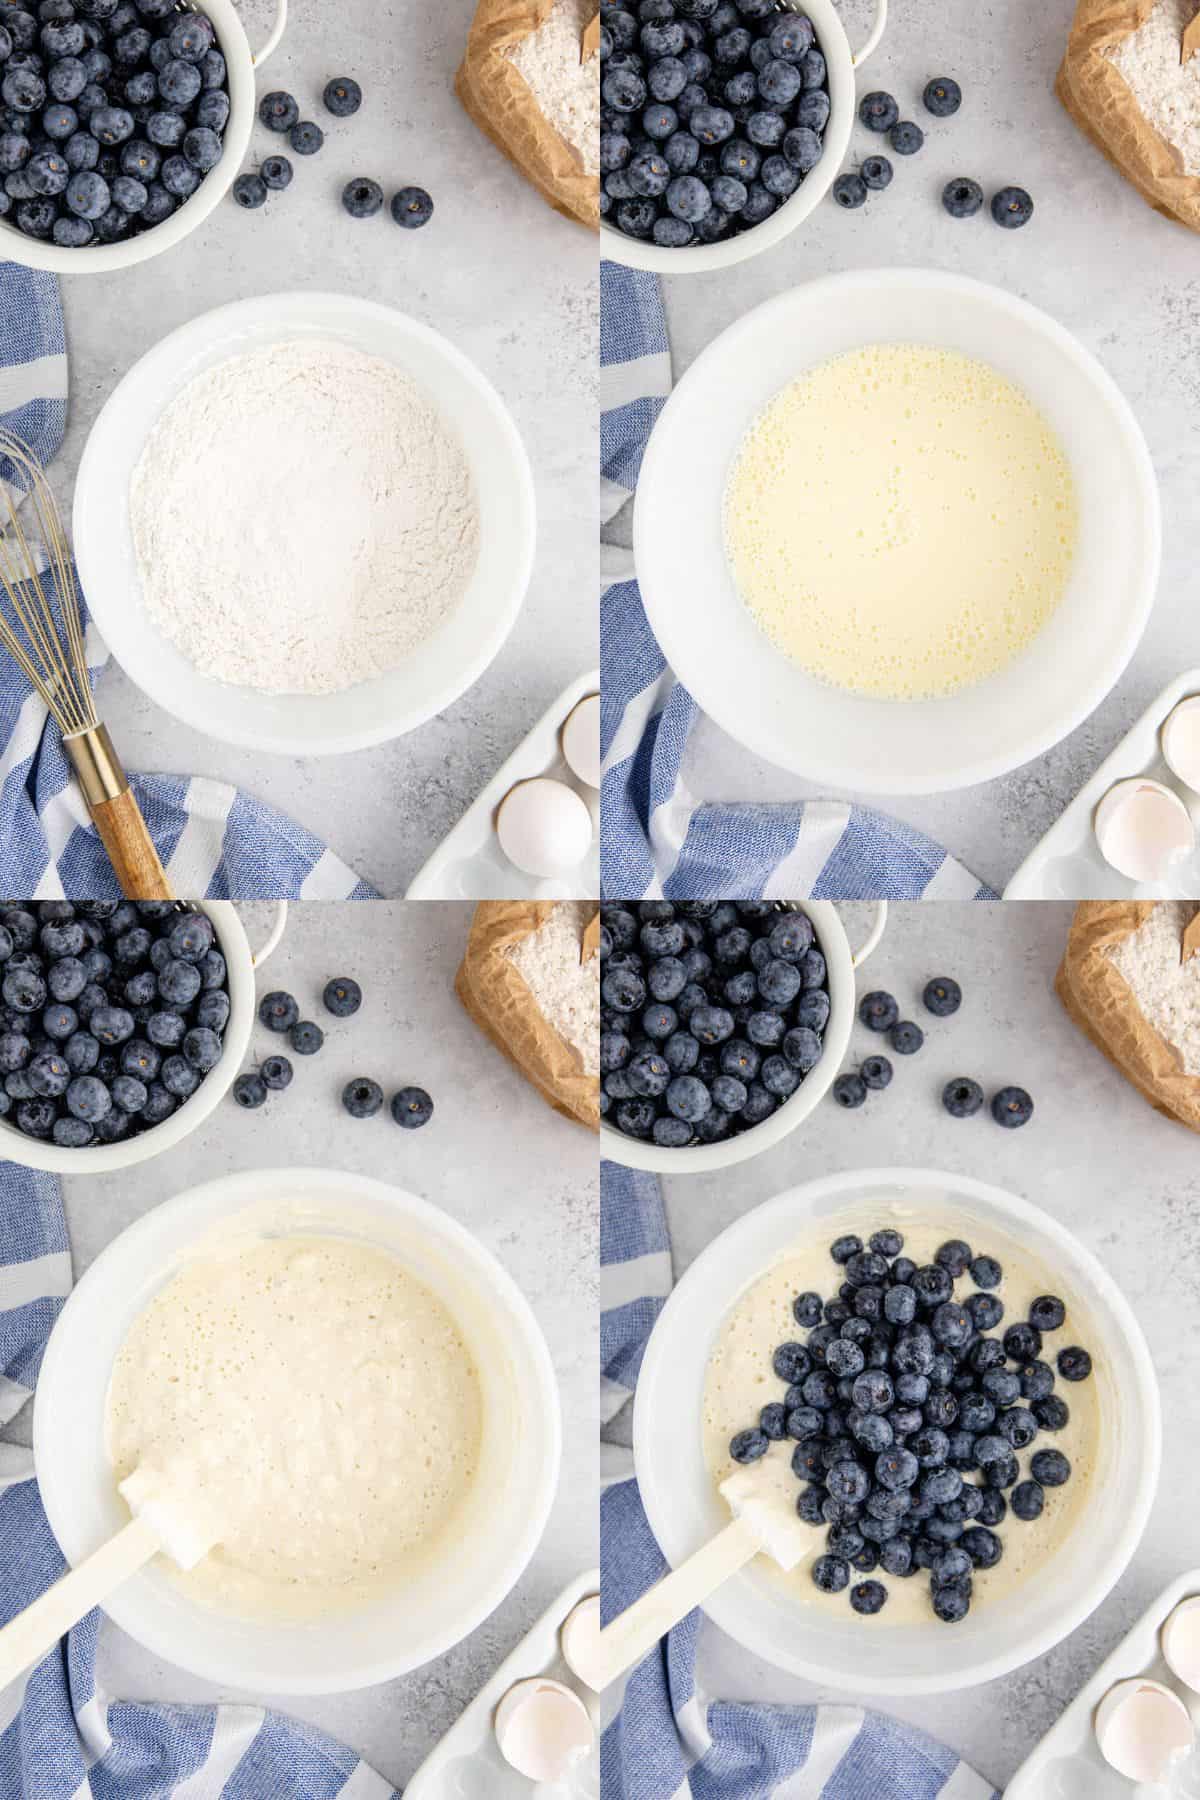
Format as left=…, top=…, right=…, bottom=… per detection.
left=0, top=429, right=172, bottom=898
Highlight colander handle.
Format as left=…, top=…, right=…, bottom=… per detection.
left=249, top=0, right=287, bottom=67
left=851, top=0, right=887, bottom=67
left=252, top=901, right=288, bottom=969
left=851, top=900, right=887, bottom=968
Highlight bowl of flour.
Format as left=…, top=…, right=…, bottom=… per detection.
left=73, top=292, right=536, bottom=755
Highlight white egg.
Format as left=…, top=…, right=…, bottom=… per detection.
left=497, top=778, right=593, bottom=878
left=1094, top=778, right=1195, bottom=884
left=562, top=693, right=601, bottom=789
left=1094, top=1678, right=1194, bottom=1783
left=1163, top=1597, right=1200, bottom=1692
left=1162, top=697, right=1200, bottom=793
left=494, top=1676, right=595, bottom=1781
left=560, top=1593, right=602, bottom=1690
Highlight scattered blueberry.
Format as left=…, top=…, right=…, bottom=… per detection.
left=232, top=1071, right=267, bottom=1110
left=922, top=977, right=962, bottom=1016
left=391, top=1085, right=433, bottom=1130
left=860, top=1055, right=892, bottom=1090
left=342, top=174, right=383, bottom=217
left=342, top=1077, right=383, bottom=1119
left=889, top=120, right=923, bottom=155
left=258, top=89, right=298, bottom=132
left=858, top=90, right=898, bottom=132
left=943, top=1078, right=983, bottom=1119
left=232, top=171, right=266, bottom=209
left=289, top=1020, right=324, bottom=1055
left=323, top=976, right=362, bottom=1018
left=991, top=1085, right=1033, bottom=1129
left=889, top=1021, right=924, bottom=1056
left=260, top=1054, right=293, bottom=1091
left=991, top=184, right=1033, bottom=229
left=941, top=176, right=983, bottom=219
left=923, top=75, right=962, bottom=117
left=832, top=1071, right=867, bottom=1109
left=260, top=154, right=291, bottom=190
left=289, top=120, right=323, bottom=156
left=1057, top=1346, right=1092, bottom=1383
left=323, top=75, right=362, bottom=117
left=859, top=992, right=899, bottom=1032
left=860, top=154, right=892, bottom=190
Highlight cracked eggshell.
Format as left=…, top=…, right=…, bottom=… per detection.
left=562, top=694, right=600, bottom=789
left=1094, top=1677, right=1194, bottom=1783
left=1163, top=1596, right=1200, bottom=1692
left=496, top=777, right=593, bottom=878
left=560, top=1592, right=602, bottom=1690
left=494, top=1676, right=595, bottom=1781
left=1163, top=697, right=1200, bottom=793
left=1093, top=778, right=1195, bottom=884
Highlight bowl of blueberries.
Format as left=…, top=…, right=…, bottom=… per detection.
left=599, top=899, right=887, bottom=1172
left=599, top=0, right=887, bottom=271
left=0, top=898, right=286, bottom=1170
left=0, top=0, right=286, bottom=269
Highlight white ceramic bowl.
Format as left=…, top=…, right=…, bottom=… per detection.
left=73, top=291, right=537, bottom=756
left=0, top=901, right=285, bottom=1174
left=0, top=0, right=287, bottom=274
left=600, top=0, right=887, bottom=274
left=34, top=1166, right=562, bottom=1693
left=634, top=269, right=1161, bottom=794
left=599, top=901, right=886, bottom=1173
left=634, top=1168, right=1161, bottom=1695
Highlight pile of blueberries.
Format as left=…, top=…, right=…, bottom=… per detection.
left=233, top=75, right=433, bottom=229
left=601, top=900, right=830, bottom=1147
left=600, top=0, right=830, bottom=248
left=0, top=900, right=230, bottom=1147
left=232, top=973, right=434, bottom=1131
left=729, top=1228, right=1092, bottom=1622
left=0, top=0, right=231, bottom=248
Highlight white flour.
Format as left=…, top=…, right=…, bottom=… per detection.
left=1106, top=902, right=1200, bottom=1074
left=505, top=901, right=600, bottom=1076
left=1106, top=0, right=1200, bottom=176
left=506, top=0, right=601, bottom=175
left=130, top=339, right=480, bottom=696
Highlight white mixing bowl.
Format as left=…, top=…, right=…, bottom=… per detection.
left=0, top=0, right=287, bottom=274
left=600, top=0, right=888, bottom=274
left=634, top=269, right=1161, bottom=794
left=600, top=901, right=886, bottom=1173
left=73, top=291, right=536, bottom=756
left=634, top=1168, right=1161, bottom=1695
left=0, top=900, right=285, bottom=1174
left=34, top=1166, right=562, bottom=1693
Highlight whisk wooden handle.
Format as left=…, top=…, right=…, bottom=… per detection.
left=63, top=725, right=173, bottom=901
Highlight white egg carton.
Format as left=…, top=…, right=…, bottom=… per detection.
left=1007, top=1570, right=1200, bottom=1798
left=405, top=1570, right=601, bottom=1800
left=1004, top=672, right=1200, bottom=899
left=406, top=672, right=600, bottom=900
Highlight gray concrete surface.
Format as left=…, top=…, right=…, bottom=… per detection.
left=58, top=0, right=597, bottom=898
left=643, top=902, right=1200, bottom=1789
left=641, top=0, right=1200, bottom=895
left=4, top=902, right=598, bottom=1789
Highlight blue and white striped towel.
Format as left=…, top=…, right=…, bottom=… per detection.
left=0, top=1161, right=399, bottom=1799
left=0, top=264, right=374, bottom=900
left=600, top=1162, right=1000, bottom=1800
left=598, top=261, right=994, bottom=904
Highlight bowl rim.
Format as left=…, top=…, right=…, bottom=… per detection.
left=632, top=1165, right=1163, bottom=1695
left=632, top=266, right=1163, bottom=796
left=72, top=289, right=537, bottom=756
left=33, top=1164, right=564, bottom=1693
left=0, top=0, right=258, bottom=275
left=0, top=900, right=254, bottom=1174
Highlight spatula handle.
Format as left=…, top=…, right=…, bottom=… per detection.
left=590, top=1517, right=758, bottom=1691
left=0, top=1513, right=160, bottom=1689
left=62, top=724, right=173, bottom=900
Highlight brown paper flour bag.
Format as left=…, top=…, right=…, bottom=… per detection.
left=456, top=0, right=600, bottom=230
left=1057, top=0, right=1200, bottom=232
left=456, top=900, right=600, bottom=1131
left=1056, top=900, right=1200, bottom=1131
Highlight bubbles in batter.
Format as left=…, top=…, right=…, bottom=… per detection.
left=722, top=344, right=1079, bottom=701
left=105, top=1235, right=484, bottom=1623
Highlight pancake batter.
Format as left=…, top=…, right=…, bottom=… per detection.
left=723, top=344, right=1078, bottom=700
left=106, top=1234, right=484, bottom=1622
left=703, top=1208, right=1102, bottom=1624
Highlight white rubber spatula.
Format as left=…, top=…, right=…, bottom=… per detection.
left=0, top=1467, right=217, bottom=1689
left=579, top=1452, right=814, bottom=1692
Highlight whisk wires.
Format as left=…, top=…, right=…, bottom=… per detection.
left=0, top=427, right=96, bottom=736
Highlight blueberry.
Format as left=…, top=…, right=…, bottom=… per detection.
left=629, top=149, right=669, bottom=195
left=195, top=88, right=228, bottom=132
left=782, top=1025, right=822, bottom=1072
left=616, top=196, right=655, bottom=237
left=730, top=1427, right=768, bottom=1463
left=232, top=170, right=265, bottom=208
left=1010, top=1479, right=1044, bottom=1522
left=181, top=1025, right=221, bottom=1072
left=64, top=1031, right=98, bottom=1074
left=388, top=1085, right=432, bottom=1131
left=768, top=13, right=813, bottom=59
left=1029, top=1295, right=1065, bottom=1332
left=833, top=1072, right=867, bottom=1108
left=858, top=991, right=898, bottom=1032
left=323, top=75, right=361, bottom=116
left=110, top=172, right=144, bottom=210
left=120, top=1040, right=158, bottom=1080
left=2, top=65, right=44, bottom=110
left=120, top=138, right=158, bottom=178
left=942, top=1077, right=983, bottom=1118
left=344, top=173, right=386, bottom=221
left=859, top=1054, right=892, bottom=1091
left=284, top=118, right=321, bottom=158
left=259, top=991, right=298, bottom=1033
left=342, top=1076, right=383, bottom=1118
left=745, top=109, right=784, bottom=147
left=991, top=183, right=1033, bottom=229
left=746, top=1009, right=784, bottom=1046
left=259, top=153, right=291, bottom=189
left=603, top=66, right=645, bottom=111
left=157, top=959, right=201, bottom=1007
left=923, top=75, right=962, bottom=117
left=28, top=1049, right=69, bottom=1096
left=795, top=88, right=830, bottom=133
left=858, top=89, right=898, bottom=132
left=232, top=1071, right=267, bottom=1109
left=1029, top=1448, right=1070, bottom=1488
left=860, top=153, right=891, bottom=190
left=66, top=1073, right=110, bottom=1122
left=289, top=1019, right=323, bottom=1055
left=258, top=87, right=297, bottom=133
left=760, top=152, right=798, bottom=197
left=690, top=1004, right=733, bottom=1044
left=886, top=1020, right=922, bottom=1056
left=648, top=55, right=686, bottom=102
left=0, top=131, right=30, bottom=171
left=26, top=144, right=65, bottom=190
left=259, top=1053, right=292, bottom=1091
left=991, top=1085, right=1033, bottom=1129
left=811, top=1554, right=849, bottom=1593
left=966, top=1292, right=1002, bottom=1331
left=200, top=47, right=225, bottom=89
left=666, top=1074, right=710, bottom=1122
left=160, top=1054, right=199, bottom=1098
left=1057, top=1346, right=1092, bottom=1382
left=179, top=123, right=220, bottom=171
left=687, top=104, right=732, bottom=145
left=15, top=1096, right=55, bottom=1138
left=146, top=109, right=185, bottom=146
left=147, top=1010, right=186, bottom=1050
left=761, top=1054, right=799, bottom=1098
left=109, top=1073, right=145, bottom=1113
left=890, top=119, right=923, bottom=155
left=160, top=152, right=198, bottom=196
left=628, top=1050, right=670, bottom=1097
